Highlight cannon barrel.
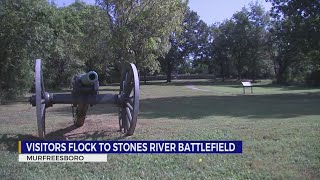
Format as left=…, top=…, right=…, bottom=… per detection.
left=79, top=71, right=98, bottom=85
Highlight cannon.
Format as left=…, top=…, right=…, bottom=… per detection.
left=29, top=59, right=139, bottom=139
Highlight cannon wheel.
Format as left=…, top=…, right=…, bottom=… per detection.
left=35, top=59, right=46, bottom=139
left=119, top=63, right=140, bottom=136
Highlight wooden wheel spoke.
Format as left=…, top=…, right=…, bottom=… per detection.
left=126, top=107, right=132, bottom=122
left=124, top=82, right=134, bottom=95
left=124, top=71, right=133, bottom=94
left=126, top=102, right=133, bottom=111
left=126, top=115, right=130, bottom=129
left=126, top=71, right=132, bottom=87
left=124, top=72, right=128, bottom=89
left=118, top=108, right=123, bottom=128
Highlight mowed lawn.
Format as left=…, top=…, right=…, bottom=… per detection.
left=0, top=79, right=319, bottom=179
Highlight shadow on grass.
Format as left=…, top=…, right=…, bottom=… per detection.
left=45, top=125, right=127, bottom=141
left=138, top=93, right=320, bottom=119
left=50, top=92, right=320, bottom=120
left=0, top=134, right=39, bottom=152
left=280, top=86, right=320, bottom=91
left=45, top=125, right=78, bottom=140
left=49, top=104, right=118, bottom=117
left=140, top=94, right=320, bottom=119
left=0, top=126, right=126, bottom=152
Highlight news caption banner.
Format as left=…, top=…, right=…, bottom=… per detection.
left=18, top=140, right=242, bottom=162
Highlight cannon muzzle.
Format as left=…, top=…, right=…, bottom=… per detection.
left=79, top=71, right=98, bottom=85
left=72, top=71, right=99, bottom=95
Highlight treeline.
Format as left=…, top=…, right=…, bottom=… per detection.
left=163, top=0, right=319, bottom=84
left=0, top=0, right=187, bottom=102
left=0, top=0, right=319, bottom=103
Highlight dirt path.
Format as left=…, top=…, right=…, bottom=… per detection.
left=185, top=85, right=237, bottom=95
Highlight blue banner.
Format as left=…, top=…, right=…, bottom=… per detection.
left=20, top=140, right=242, bottom=154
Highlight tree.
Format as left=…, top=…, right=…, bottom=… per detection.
left=76, top=2, right=112, bottom=84
left=0, top=0, right=56, bottom=102
left=210, top=20, right=234, bottom=81
left=209, top=3, right=271, bottom=81
left=43, top=1, right=87, bottom=89
left=0, top=0, right=114, bottom=103
left=97, top=0, right=188, bottom=75
left=245, top=3, right=271, bottom=81
left=161, top=33, right=182, bottom=83
left=230, top=8, right=251, bottom=79
left=162, top=8, right=211, bottom=82
left=268, top=0, right=320, bottom=84
left=43, top=1, right=112, bottom=88
left=190, top=20, right=212, bottom=74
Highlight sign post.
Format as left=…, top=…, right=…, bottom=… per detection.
left=241, top=81, right=253, bottom=94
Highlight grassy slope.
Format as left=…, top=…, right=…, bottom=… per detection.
left=0, top=80, right=319, bottom=179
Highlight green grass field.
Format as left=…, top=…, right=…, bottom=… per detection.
left=0, top=79, right=319, bottom=179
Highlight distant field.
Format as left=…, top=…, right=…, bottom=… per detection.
left=0, top=79, right=319, bottom=179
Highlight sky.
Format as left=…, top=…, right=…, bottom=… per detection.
left=53, top=0, right=272, bottom=25
left=188, top=0, right=272, bottom=25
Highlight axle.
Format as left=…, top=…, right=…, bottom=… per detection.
left=29, top=93, right=120, bottom=107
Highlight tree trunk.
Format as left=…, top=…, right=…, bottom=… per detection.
left=276, top=68, right=287, bottom=84
left=166, top=70, right=172, bottom=83
left=275, top=57, right=289, bottom=84
left=251, top=70, right=256, bottom=83
left=208, top=63, right=214, bottom=74
left=220, top=62, right=225, bottom=82
left=144, top=70, right=147, bottom=85
left=237, top=66, right=242, bottom=80
left=166, top=60, right=172, bottom=83
left=251, top=60, right=257, bottom=82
